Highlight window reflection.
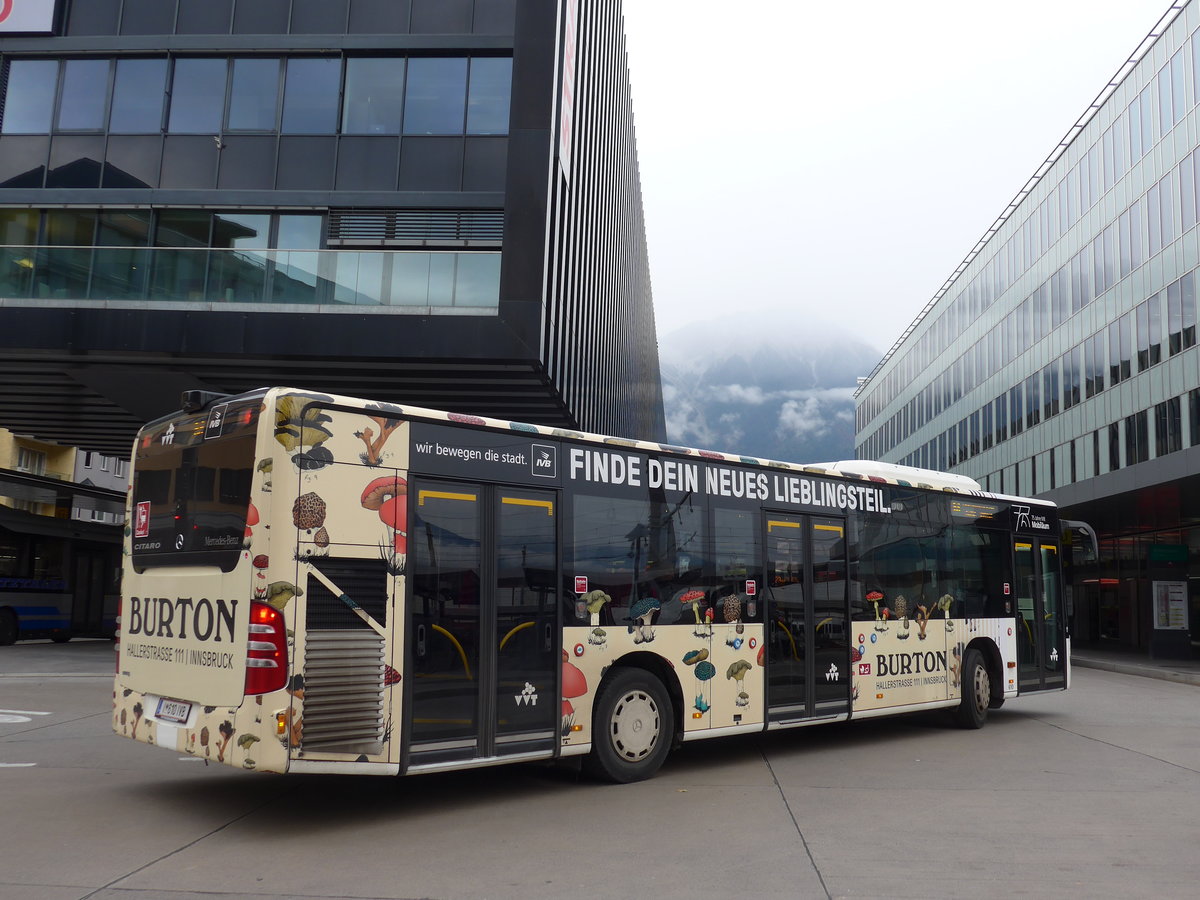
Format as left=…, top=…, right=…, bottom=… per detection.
left=110, top=59, right=168, bottom=133
left=168, top=59, right=227, bottom=134
left=282, top=58, right=341, bottom=134
left=58, top=60, right=110, bottom=131
left=2, top=60, right=58, bottom=134
left=343, top=58, right=405, bottom=135
left=467, top=58, right=512, bottom=134
left=227, top=59, right=280, bottom=131
left=404, top=58, right=468, bottom=135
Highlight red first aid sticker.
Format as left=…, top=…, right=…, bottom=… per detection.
left=746, top=580, right=757, bottom=596
left=134, top=501, right=151, bottom=538
left=574, top=575, right=588, bottom=593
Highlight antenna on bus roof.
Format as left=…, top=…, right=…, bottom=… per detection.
left=180, top=390, right=231, bottom=414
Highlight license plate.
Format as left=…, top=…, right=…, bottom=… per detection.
left=155, top=697, right=192, bottom=724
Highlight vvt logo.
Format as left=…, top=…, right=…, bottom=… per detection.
left=531, top=443, right=556, bottom=478
left=161, top=422, right=176, bottom=445
left=1050, top=647, right=1059, bottom=663
left=825, top=663, right=840, bottom=683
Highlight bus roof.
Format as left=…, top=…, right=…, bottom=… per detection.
left=174, top=387, right=1055, bottom=507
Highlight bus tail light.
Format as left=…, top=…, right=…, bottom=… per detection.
left=245, top=602, right=287, bottom=695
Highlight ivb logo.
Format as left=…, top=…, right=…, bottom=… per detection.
left=531, top=443, right=557, bottom=478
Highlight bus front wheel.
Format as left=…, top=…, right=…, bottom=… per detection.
left=583, top=668, right=673, bottom=783
left=0, top=609, right=17, bottom=646
left=955, top=648, right=990, bottom=729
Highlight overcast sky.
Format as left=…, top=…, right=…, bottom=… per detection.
left=622, top=0, right=1178, bottom=353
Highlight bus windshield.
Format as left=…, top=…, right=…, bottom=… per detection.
left=130, top=397, right=261, bottom=572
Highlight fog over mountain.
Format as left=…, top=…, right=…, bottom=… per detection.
left=658, top=312, right=885, bottom=464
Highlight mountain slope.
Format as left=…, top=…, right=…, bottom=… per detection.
left=658, top=313, right=884, bottom=463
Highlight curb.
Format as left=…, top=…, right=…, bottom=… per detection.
left=1072, top=656, right=1200, bottom=687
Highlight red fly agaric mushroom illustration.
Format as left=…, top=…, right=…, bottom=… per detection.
left=361, top=476, right=407, bottom=575
left=561, top=649, right=588, bottom=737
left=243, top=501, right=260, bottom=550
left=252, top=554, right=269, bottom=598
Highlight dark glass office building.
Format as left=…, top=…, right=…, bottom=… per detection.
left=0, top=0, right=664, bottom=454
left=855, top=1, right=1200, bottom=660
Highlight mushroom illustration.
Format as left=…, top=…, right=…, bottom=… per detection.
left=256, top=458, right=273, bottom=492
left=274, top=396, right=334, bottom=465
left=588, top=627, right=607, bottom=648
left=867, top=590, right=884, bottom=618
left=284, top=675, right=305, bottom=746
left=682, top=648, right=709, bottom=667
left=938, top=593, right=954, bottom=631
left=264, top=581, right=303, bottom=611
left=200, top=725, right=210, bottom=757
left=950, top=643, right=963, bottom=689
left=722, top=594, right=744, bottom=646
left=687, top=594, right=710, bottom=638
left=894, top=595, right=911, bottom=640
left=216, top=720, right=235, bottom=762
left=131, top=702, right=143, bottom=739
left=628, top=597, right=661, bottom=643
left=120, top=707, right=127, bottom=735
left=726, top=659, right=752, bottom=693
left=582, top=589, right=611, bottom=626
left=915, top=605, right=930, bottom=640
left=560, top=649, right=588, bottom=737
left=354, top=410, right=402, bottom=467
left=252, top=554, right=269, bottom=599
left=292, top=492, right=328, bottom=556
left=693, top=660, right=716, bottom=713
left=243, top=502, right=260, bottom=550
left=361, top=476, right=407, bottom=575
left=237, top=733, right=260, bottom=763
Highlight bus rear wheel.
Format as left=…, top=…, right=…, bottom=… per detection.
left=0, top=609, right=17, bottom=646
left=583, top=668, right=673, bottom=783
left=955, top=648, right=990, bottom=729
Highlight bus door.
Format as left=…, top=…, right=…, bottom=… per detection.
left=1014, top=539, right=1066, bottom=692
left=407, top=481, right=559, bottom=767
left=764, top=513, right=849, bottom=721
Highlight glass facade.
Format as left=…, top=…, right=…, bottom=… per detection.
left=855, top=2, right=1200, bottom=657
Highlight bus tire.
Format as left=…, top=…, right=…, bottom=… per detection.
left=0, top=609, right=17, bottom=646
left=51, top=631, right=71, bottom=644
left=955, top=648, right=990, bottom=729
left=583, top=667, right=673, bottom=783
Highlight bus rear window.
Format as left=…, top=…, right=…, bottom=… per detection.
left=131, top=399, right=260, bottom=572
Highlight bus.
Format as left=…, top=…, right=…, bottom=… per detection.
left=113, top=387, right=1070, bottom=782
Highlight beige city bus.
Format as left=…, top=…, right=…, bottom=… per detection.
left=113, top=387, right=1070, bottom=782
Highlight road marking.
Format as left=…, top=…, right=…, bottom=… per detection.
left=0, top=762, right=36, bottom=767
left=0, top=709, right=52, bottom=716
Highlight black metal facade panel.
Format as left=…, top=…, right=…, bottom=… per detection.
left=542, top=0, right=665, bottom=441
left=0, top=0, right=663, bottom=455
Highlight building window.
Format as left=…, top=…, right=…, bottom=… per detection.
left=1167, top=272, right=1196, bottom=355
left=1136, top=294, right=1162, bottom=371
left=1191, top=389, right=1200, bottom=447
left=110, top=58, right=168, bottom=133
left=281, top=58, right=342, bottom=134
left=227, top=58, right=281, bottom=132
left=1125, top=411, right=1149, bottom=465
left=57, top=59, right=110, bottom=132
left=1010, top=384, right=1024, bottom=436
left=82, top=451, right=93, bottom=468
left=1155, top=397, right=1182, bottom=457
left=1, top=59, right=58, bottom=134
left=1108, top=423, right=1120, bottom=472
left=99, top=455, right=111, bottom=472
left=1069, top=439, right=1077, bottom=484
left=17, top=447, right=47, bottom=475
left=168, top=59, right=228, bottom=134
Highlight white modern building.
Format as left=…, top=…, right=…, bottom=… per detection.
left=855, top=0, right=1200, bottom=659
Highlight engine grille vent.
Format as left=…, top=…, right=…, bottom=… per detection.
left=327, top=208, right=503, bottom=247
left=300, top=630, right=386, bottom=751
